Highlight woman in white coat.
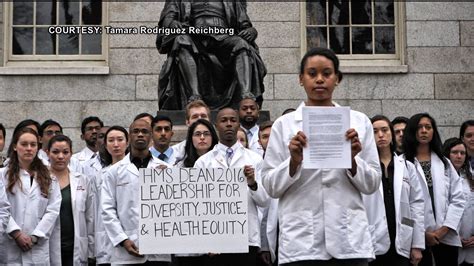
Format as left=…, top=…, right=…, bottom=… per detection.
left=0, top=178, right=9, bottom=230
left=95, top=126, right=129, bottom=265
left=0, top=178, right=11, bottom=259
left=443, top=138, right=474, bottom=266
left=404, top=113, right=466, bottom=266
left=48, top=135, right=95, bottom=266
left=0, top=127, right=61, bottom=265
left=367, top=115, right=425, bottom=266
left=261, top=47, right=382, bottom=266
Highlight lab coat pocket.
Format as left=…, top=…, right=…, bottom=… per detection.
left=397, top=223, right=413, bottom=254
left=31, top=238, right=49, bottom=264
left=280, top=211, right=314, bottom=257
left=345, top=209, right=371, bottom=251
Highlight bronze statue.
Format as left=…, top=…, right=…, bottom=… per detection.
left=156, top=0, right=266, bottom=110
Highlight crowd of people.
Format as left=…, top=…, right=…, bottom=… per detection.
left=0, top=48, right=473, bottom=266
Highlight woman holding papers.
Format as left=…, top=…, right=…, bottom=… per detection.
left=403, top=113, right=465, bottom=266
left=261, top=47, right=381, bottom=265
left=442, top=138, right=474, bottom=266
left=0, top=127, right=61, bottom=265
left=48, top=135, right=95, bottom=265
left=367, top=115, right=425, bottom=266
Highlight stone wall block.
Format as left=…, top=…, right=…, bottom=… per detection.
left=25, top=102, right=83, bottom=128
left=408, top=47, right=474, bottom=73
left=263, top=74, right=274, bottom=100
left=435, top=74, right=474, bottom=99
left=336, top=100, right=383, bottom=118
left=274, top=74, right=306, bottom=100
left=83, top=101, right=158, bottom=127
left=406, top=2, right=474, bottom=21
left=109, top=2, right=164, bottom=22
left=335, top=74, right=434, bottom=99
left=110, top=49, right=164, bottom=75
left=247, top=2, right=300, bottom=22
left=254, top=22, right=300, bottom=48
left=0, top=102, right=29, bottom=128
left=407, top=21, right=459, bottom=47
left=461, top=22, right=474, bottom=47
left=383, top=100, right=473, bottom=126
left=136, top=75, right=159, bottom=100
left=264, top=100, right=302, bottom=121
left=0, top=75, right=136, bottom=101
left=260, top=48, right=300, bottom=74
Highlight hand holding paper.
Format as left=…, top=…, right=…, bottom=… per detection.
left=288, top=131, right=307, bottom=177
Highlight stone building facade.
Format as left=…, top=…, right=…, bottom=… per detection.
left=0, top=2, right=472, bottom=151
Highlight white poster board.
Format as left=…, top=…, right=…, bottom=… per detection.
left=139, top=167, right=249, bottom=254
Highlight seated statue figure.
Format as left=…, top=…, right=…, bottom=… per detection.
left=156, top=0, right=267, bottom=110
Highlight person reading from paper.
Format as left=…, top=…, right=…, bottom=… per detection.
left=261, top=47, right=382, bottom=266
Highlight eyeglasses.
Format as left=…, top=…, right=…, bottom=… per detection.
left=131, top=128, right=151, bottom=135
left=193, top=131, right=211, bottom=138
left=85, top=126, right=101, bottom=132
left=44, top=130, right=62, bottom=136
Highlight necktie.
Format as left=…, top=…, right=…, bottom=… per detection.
left=247, top=130, right=253, bottom=139
left=226, top=148, right=233, bottom=166
left=158, top=153, right=167, bottom=162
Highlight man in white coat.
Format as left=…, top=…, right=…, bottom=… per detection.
left=102, top=119, right=171, bottom=265
left=72, top=116, right=103, bottom=164
left=194, top=107, right=270, bottom=266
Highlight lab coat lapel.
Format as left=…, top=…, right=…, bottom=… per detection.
left=70, top=172, right=78, bottom=214
left=214, top=149, right=228, bottom=168
left=393, top=156, right=404, bottom=221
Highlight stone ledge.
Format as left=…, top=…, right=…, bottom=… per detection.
left=0, top=66, right=109, bottom=75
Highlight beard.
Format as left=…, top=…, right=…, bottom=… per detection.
left=240, top=116, right=257, bottom=128
left=85, top=139, right=97, bottom=148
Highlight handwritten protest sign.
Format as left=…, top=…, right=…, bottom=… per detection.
left=139, top=167, right=249, bottom=254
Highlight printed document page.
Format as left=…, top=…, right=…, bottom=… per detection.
left=302, top=106, right=351, bottom=169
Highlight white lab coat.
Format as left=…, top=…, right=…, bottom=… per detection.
left=82, top=156, right=102, bottom=181
left=0, top=179, right=10, bottom=260
left=194, top=142, right=270, bottom=248
left=0, top=167, right=61, bottom=266
left=241, top=125, right=264, bottom=157
left=72, top=147, right=96, bottom=165
left=94, top=166, right=114, bottom=264
left=262, top=198, right=278, bottom=263
left=459, top=172, right=474, bottom=264
left=0, top=179, right=9, bottom=232
left=50, top=172, right=95, bottom=265
left=414, top=153, right=466, bottom=247
left=261, top=102, right=382, bottom=264
left=101, top=154, right=171, bottom=264
left=363, top=155, right=425, bottom=259
left=172, top=140, right=186, bottom=163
